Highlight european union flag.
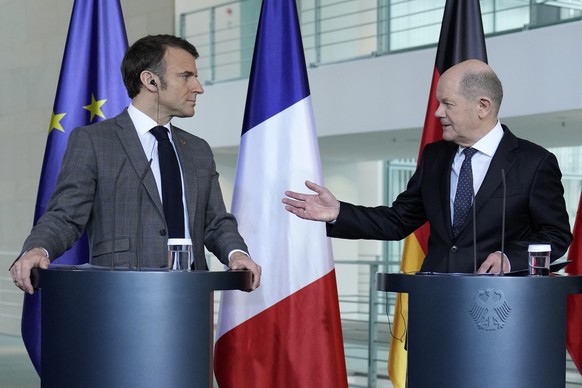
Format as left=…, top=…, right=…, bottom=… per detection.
left=22, top=0, right=130, bottom=375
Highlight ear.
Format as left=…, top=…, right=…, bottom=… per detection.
left=140, top=71, right=158, bottom=93
left=477, top=96, right=492, bottom=119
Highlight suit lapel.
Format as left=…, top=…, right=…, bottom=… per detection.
left=114, top=110, right=164, bottom=219
left=438, top=142, right=457, bottom=239
left=474, top=126, right=519, bottom=210
left=171, top=126, right=199, bottom=234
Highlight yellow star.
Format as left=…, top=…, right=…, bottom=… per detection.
left=83, top=94, right=107, bottom=122
left=49, top=112, right=66, bottom=134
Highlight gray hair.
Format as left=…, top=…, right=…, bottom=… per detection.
left=460, top=68, right=503, bottom=113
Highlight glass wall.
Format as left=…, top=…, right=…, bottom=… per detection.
left=180, top=0, right=582, bottom=84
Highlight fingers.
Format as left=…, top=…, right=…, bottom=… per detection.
left=477, top=252, right=508, bottom=274
left=304, top=180, right=322, bottom=193
left=282, top=203, right=311, bottom=220
left=39, top=257, right=50, bottom=269
left=284, top=180, right=322, bottom=201
left=282, top=193, right=311, bottom=219
left=11, top=260, right=34, bottom=294
left=281, top=195, right=306, bottom=208
left=249, top=264, right=261, bottom=290
left=229, top=255, right=262, bottom=291
left=282, top=182, right=322, bottom=220
left=476, top=261, right=495, bottom=275
left=10, top=250, right=49, bottom=295
left=281, top=193, right=311, bottom=220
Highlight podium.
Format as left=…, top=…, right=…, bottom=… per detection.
left=32, top=267, right=252, bottom=388
left=376, top=273, right=582, bottom=388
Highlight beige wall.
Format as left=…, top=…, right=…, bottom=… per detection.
left=0, top=0, right=174, bottom=336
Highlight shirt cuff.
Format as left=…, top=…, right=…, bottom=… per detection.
left=22, top=247, right=50, bottom=260
left=228, top=249, right=249, bottom=262
left=495, top=251, right=510, bottom=272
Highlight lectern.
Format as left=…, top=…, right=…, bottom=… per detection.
left=32, top=267, right=252, bottom=388
left=376, top=273, right=582, bottom=388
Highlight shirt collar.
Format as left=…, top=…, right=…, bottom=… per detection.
left=128, top=104, right=171, bottom=136
left=457, top=121, right=503, bottom=157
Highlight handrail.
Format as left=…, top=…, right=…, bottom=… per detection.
left=335, top=259, right=389, bottom=387
left=179, top=0, right=582, bottom=85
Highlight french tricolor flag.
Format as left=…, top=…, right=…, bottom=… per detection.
left=214, top=1, right=348, bottom=387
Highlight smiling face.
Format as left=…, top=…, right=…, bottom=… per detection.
left=156, top=46, right=204, bottom=121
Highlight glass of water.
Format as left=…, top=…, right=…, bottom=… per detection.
left=167, top=238, right=193, bottom=271
left=528, top=244, right=551, bottom=276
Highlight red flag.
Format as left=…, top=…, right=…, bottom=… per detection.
left=388, top=1, right=488, bottom=386
left=567, top=194, right=582, bottom=374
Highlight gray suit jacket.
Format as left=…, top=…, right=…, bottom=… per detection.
left=22, top=109, right=247, bottom=269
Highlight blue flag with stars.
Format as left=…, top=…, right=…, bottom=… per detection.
left=22, top=0, right=130, bottom=375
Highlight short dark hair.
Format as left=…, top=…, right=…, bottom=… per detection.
left=121, top=34, right=199, bottom=98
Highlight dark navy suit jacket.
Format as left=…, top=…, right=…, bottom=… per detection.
left=328, top=126, right=572, bottom=273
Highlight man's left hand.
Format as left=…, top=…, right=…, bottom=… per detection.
left=477, top=251, right=511, bottom=274
left=229, top=252, right=261, bottom=291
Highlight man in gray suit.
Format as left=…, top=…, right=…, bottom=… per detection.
left=10, top=35, right=261, bottom=293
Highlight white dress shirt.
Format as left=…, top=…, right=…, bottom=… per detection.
left=127, top=104, right=191, bottom=239
left=450, top=121, right=504, bottom=223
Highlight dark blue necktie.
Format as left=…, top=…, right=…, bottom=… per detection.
left=452, top=147, right=477, bottom=237
left=150, top=126, right=185, bottom=238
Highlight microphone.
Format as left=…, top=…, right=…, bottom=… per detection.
left=472, top=191, right=477, bottom=275
left=136, top=158, right=153, bottom=271
left=110, top=158, right=127, bottom=271
left=499, top=169, right=507, bottom=276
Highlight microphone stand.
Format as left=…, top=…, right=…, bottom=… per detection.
left=472, top=192, right=477, bottom=275
left=110, top=159, right=127, bottom=271
left=136, top=159, right=153, bottom=271
left=499, top=169, right=506, bottom=276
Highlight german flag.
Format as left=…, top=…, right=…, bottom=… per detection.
left=388, top=1, right=488, bottom=386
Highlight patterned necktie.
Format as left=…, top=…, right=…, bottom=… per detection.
left=452, top=147, right=477, bottom=237
left=150, top=126, right=185, bottom=238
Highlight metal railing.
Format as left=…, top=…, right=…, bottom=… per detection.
left=179, top=0, right=582, bottom=85
left=335, top=259, right=389, bottom=388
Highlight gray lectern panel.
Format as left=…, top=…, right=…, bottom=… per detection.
left=33, top=269, right=252, bottom=388
left=376, top=274, right=582, bottom=388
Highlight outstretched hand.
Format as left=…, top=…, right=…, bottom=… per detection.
left=282, top=180, right=340, bottom=222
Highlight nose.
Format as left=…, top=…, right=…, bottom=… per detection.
left=434, top=103, right=444, bottom=118
left=192, top=78, right=204, bottom=95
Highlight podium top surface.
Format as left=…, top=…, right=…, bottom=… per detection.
left=376, top=272, right=582, bottom=295
left=32, top=266, right=253, bottom=292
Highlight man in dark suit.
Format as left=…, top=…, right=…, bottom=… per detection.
left=283, top=59, right=572, bottom=274
left=10, top=35, right=261, bottom=293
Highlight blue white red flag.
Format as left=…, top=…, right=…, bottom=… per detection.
left=214, top=1, right=347, bottom=386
